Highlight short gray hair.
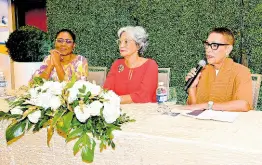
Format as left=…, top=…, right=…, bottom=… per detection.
left=118, top=26, right=148, bottom=55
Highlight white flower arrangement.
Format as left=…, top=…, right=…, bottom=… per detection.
left=0, top=77, right=133, bottom=163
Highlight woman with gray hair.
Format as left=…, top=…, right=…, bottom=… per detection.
left=104, top=26, right=158, bottom=104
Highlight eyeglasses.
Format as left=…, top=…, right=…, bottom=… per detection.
left=203, top=41, right=229, bottom=50
left=55, top=38, right=74, bottom=44
left=116, top=39, right=134, bottom=46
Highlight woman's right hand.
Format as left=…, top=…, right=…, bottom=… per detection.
left=185, top=68, right=201, bottom=88
left=50, top=49, right=61, bottom=66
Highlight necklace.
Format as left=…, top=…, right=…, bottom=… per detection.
left=125, top=57, right=140, bottom=80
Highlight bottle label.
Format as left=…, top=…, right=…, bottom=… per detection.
left=0, top=81, right=7, bottom=87
left=157, top=94, right=168, bottom=103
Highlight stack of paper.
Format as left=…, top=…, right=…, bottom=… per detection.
left=182, top=110, right=239, bottom=123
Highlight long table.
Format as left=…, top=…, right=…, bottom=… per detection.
left=1, top=99, right=262, bottom=165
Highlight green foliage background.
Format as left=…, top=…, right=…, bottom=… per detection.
left=46, top=0, right=262, bottom=110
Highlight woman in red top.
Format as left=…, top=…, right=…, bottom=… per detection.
left=104, top=26, right=158, bottom=104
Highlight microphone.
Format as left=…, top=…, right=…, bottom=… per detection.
left=184, top=60, right=206, bottom=92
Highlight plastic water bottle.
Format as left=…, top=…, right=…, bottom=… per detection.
left=156, top=82, right=168, bottom=104
left=0, top=72, right=7, bottom=97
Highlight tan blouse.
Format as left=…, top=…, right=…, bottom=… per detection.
left=188, top=58, right=253, bottom=110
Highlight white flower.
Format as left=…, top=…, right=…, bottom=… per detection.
left=49, top=82, right=64, bottom=95
left=100, top=90, right=121, bottom=123
left=103, top=102, right=121, bottom=124
left=41, top=81, right=64, bottom=95
left=29, top=87, right=40, bottom=98
left=89, top=84, right=101, bottom=96
left=100, top=90, right=120, bottom=102
left=37, top=92, right=52, bottom=109
left=73, top=80, right=87, bottom=90
left=68, top=88, right=79, bottom=103
left=74, top=105, right=91, bottom=123
left=49, top=96, right=61, bottom=110
left=89, top=101, right=103, bottom=116
left=41, top=81, right=53, bottom=91
left=28, top=110, right=41, bottom=123
left=10, top=107, right=23, bottom=115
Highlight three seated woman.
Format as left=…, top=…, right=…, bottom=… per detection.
left=32, top=27, right=253, bottom=111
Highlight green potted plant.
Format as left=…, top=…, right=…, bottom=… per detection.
left=5, top=25, right=51, bottom=89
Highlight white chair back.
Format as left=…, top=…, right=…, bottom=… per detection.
left=87, top=66, right=107, bottom=86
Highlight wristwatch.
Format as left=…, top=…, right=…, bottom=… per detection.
left=207, top=101, right=214, bottom=110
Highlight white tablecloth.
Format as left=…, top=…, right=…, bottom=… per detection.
left=1, top=99, right=262, bottom=165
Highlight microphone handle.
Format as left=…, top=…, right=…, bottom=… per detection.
left=184, top=65, right=203, bottom=91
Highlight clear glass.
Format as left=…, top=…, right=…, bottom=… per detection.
left=168, top=87, right=177, bottom=104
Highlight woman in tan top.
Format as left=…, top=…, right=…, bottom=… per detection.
left=184, top=27, right=253, bottom=112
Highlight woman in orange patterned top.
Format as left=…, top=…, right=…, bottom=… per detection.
left=32, top=29, right=88, bottom=82
left=184, top=27, right=253, bottom=112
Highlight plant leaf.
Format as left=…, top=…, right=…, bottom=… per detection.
left=66, top=127, right=83, bottom=142
left=81, top=139, right=96, bottom=163
left=65, top=74, right=77, bottom=89
left=6, top=120, right=27, bottom=143
left=56, top=111, right=73, bottom=136
left=73, top=133, right=86, bottom=155
left=33, top=117, right=48, bottom=132
left=47, top=119, right=54, bottom=147
left=52, top=110, right=65, bottom=125
left=27, top=120, right=33, bottom=131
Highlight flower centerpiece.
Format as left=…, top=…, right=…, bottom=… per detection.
left=0, top=77, right=134, bottom=163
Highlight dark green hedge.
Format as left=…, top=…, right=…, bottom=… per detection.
left=47, top=0, right=262, bottom=110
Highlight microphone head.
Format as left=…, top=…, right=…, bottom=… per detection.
left=198, top=60, right=206, bottom=67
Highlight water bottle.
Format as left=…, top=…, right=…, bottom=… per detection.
left=0, top=72, right=7, bottom=97
left=156, top=82, right=168, bottom=104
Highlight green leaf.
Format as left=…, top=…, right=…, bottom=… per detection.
left=78, top=85, right=86, bottom=94
left=99, top=140, right=107, bottom=152
left=32, top=77, right=44, bottom=86
left=111, top=141, right=115, bottom=149
left=81, top=139, right=96, bottom=163
left=73, top=134, right=86, bottom=155
left=81, top=146, right=93, bottom=163
left=0, top=111, right=6, bottom=117
left=65, top=74, right=77, bottom=89
left=71, top=116, right=81, bottom=127
left=0, top=111, right=8, bottom=120
left=6, top=120, right=27, bottom=143
left=66, top=127, right=83, bottom=142
left=57, top=112, right=74, bottom=136
left=47, top=122, right=54, bottom=147
left=27, top=120, right=33, bottom=131
left=52, top=110, right=65, bottom=125
left=33, top=117, right=48, bottom=132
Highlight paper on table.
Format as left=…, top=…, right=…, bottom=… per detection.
left=183, top=110, right=239, bottom=123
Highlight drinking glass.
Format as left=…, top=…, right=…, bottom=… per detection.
left=168, top=87, right=177, bottom=104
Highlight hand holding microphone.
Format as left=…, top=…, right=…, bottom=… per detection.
left=184, top=60, right=206, bottom=92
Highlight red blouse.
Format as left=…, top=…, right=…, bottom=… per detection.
left=103, top=59, right=158, bottom=103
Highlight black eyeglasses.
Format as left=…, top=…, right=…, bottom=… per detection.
left=203, top=41, right=229, bottom=50
left=56, top=38, right=74, bottom=44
